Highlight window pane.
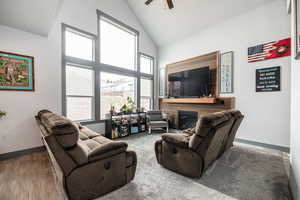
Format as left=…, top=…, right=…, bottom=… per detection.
left=141, top=79, right=152, bottom=97
left=100, top=19, right=136, bottom=70
left=140, top=55, right=153, bottom=74
left=141, top=97, right=151, bottom=112
left=100, top=72, right=136, bottom=119
left=141, top=79, right=153, bottom=111
left=65, top=30, right=93, bottom=61
left=66, top=65, right=94, bottom=96
left=67, top=97, right=92, bottom=121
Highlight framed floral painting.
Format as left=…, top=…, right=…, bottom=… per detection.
left=0, top=51, right=34, bottom=91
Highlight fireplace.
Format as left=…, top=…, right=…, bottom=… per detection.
left=178, top=111, right=198, bottom=130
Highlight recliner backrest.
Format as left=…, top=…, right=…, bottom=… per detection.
left=37, top=110, right=84, bottom=174
left=189, top=112, right=230, bottom=151
left=38, top=110, right=79, bottom=149
left=224, top=110, right=244, bottom=150
left=188, top=111, right=235, bottom=169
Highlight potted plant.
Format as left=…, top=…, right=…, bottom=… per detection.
left=120, top=97, right=136, bottom=114
left=0, top=110, right=6, bottom=119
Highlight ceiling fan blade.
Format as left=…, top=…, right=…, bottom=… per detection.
left=166, top=0, right=174, bottom=9
left=145, top=0, right=154, bottom=5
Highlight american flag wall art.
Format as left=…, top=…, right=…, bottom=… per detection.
left=248, top=38, right=291, bottom=63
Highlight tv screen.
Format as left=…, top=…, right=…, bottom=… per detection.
left=168, top=67, right=211, bottom=98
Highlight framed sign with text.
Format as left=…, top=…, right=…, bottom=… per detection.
left=256, top=66, right=281, bottom=92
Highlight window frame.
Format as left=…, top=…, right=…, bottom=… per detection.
left=62, top=24, right=97, bottom=122
left=62, top=10, right=155, bottom=122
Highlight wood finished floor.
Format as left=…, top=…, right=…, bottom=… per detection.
left=0, top=152, right=61, bottom=200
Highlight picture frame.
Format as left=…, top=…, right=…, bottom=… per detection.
left=256, top=66, right=281, bottom=92
left=295, top=0, right=300, bottom=59
left=0, top=51, right=34, bottom=91
left=220, top=51, right=234, bottom=93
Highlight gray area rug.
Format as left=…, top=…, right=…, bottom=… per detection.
left=98, top=133, right=291, bottom=200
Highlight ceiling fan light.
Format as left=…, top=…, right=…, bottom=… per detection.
left=145, top=0, right=153, bottom=5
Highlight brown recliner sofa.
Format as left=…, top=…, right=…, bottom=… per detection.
left=35, top=110, right=137, bottom=200
left=155, top=110, right=244, bottom=178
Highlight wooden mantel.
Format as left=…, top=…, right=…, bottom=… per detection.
left=160, top=97, right=217, bottom=104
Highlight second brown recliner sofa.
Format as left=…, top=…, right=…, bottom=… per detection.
left=154, top=110, right=244, bottom=178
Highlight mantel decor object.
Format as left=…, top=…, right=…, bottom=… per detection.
left=0, top=51, right=34, bottom=91
left=220, top=51, right=234, bottom=93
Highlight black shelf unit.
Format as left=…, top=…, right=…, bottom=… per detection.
left=105, top=112, right=147, bottom=139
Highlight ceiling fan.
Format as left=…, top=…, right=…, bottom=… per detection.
left=145, top=0, right=174, bottom=9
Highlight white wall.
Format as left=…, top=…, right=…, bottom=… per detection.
left=289, top=0, right=300, bottom=198
left=0, top=0, right=157, bottom=154
left=159, top=0, right=291, bottom=147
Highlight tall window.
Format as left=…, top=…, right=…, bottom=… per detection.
left=140, top=53, right=154, bottom=111
left=63, top=11, right=155, bottom=122
left=98, top=12, right=139, bottom=119
left=63, top=26, right=96, bottom=121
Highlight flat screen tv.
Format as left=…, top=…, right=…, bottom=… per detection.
left=168, top=67, right=211, bottom=98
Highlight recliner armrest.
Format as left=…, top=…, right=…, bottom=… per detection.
left=189, top=134, right=204, bottom=152
left=161, top=133, right=189, bottom=148
left=183, top=128, right=195, bottom=135
left=88, top=141, right=128, bottom=161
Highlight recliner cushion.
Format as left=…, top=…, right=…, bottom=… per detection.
left=162, top=133, right=189, bottom=148
left=81, top=136, right=128, bottom=162
left=79, top=126, right=99, bottom=140
left=150, top=121, right=168, bottom=127
left=189, top=134, right=203, bottom=151
left=194, top=112, right=229, bottom=137
left=67, top=141, right=89, bottom=165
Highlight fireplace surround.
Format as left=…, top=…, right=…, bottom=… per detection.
left=178, top=111, right=198, bottom=130
left=159, top=97, right=235, bottom=129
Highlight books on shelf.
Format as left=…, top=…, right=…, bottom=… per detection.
left=105, top=112, right=147, bottom=139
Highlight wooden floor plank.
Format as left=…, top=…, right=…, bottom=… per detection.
left=0, top=152, right=62, bottom=200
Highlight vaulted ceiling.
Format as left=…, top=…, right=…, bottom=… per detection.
left=0, top=0, right=63, bottom=36
left=127, top=0, right=275, bottom=47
